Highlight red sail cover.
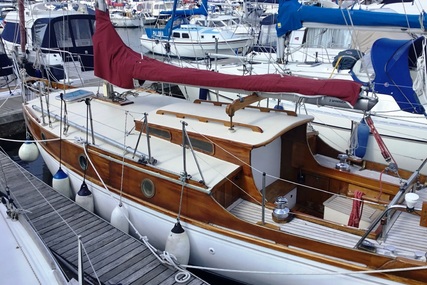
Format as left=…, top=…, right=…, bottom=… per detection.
left=93, top=9, right=362, bottom=106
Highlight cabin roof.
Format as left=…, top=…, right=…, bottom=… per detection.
left=29, top=87, right=312, bottom=191
left=149, top=100, right=313, bottom=146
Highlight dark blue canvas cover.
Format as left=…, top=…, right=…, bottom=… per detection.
left=370, top=37, right=425, bottom=114
left=276, top=0, right=427, bottom=37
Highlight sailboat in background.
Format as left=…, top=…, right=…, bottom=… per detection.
left=109, top=8, right=144, bottom=28
left=1, top=1, right=96, bottom=86
left=178, top=0, right=427, bottom=176
left=17, top=1, right=427, bottom=284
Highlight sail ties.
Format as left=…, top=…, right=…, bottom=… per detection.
left=348, top=190, right=365, bottom=228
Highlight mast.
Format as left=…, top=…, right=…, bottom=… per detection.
left=18, top=0, right=26, bottom=53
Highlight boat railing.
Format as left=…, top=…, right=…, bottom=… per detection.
left=287, top=43, right=339, bottom=64
left=354, top=158, right=427, bottom=251
left=38, top=47, right=87, bottom=86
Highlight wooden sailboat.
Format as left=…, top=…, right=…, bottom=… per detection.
left=19, top=1, right=427, bottom=284
left=177, top=0, right=427, bottom=177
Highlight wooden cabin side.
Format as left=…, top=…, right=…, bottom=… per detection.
left=136, top=104, right=400, bottom=226
left=23, top=104, right=246, bottom=223
left=22, top=98, right=427, bottom=285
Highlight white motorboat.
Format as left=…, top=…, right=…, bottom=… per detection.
left=140, top=0, right=253, bottom=58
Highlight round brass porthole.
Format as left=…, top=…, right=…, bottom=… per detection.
left=78, top=154, right=88, bottom=170
left=141, top=178, right=155, bottom=198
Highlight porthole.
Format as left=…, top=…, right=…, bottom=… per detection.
left=141, top=178, right=155, bottom=198
left=78, top=154, right=88, bottom=170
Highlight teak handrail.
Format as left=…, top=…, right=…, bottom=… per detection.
left=156, top=109, right=263, bottom=133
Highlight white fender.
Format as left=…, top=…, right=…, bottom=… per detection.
left=18, top=141, right=39, bottom=162
left=165, top=221, right=190, bottom=265
left=52, top=168, right=72, bottom=199
left=111, top=204, right=129, bottom=234
left=75, top=181, right=94, bottom=212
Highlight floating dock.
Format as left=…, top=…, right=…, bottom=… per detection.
left=0, top=151, right=209, bottom=285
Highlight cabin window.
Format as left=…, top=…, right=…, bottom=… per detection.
left=141, top=178, right=155, bottom=198
left=304, top=28, right=352, bottom=49
left=78, top=154, right=88, bottom=170
left=182, top=33, right=189, bottom=39
left=70, top=19, right=93, bottom=47
left=216, top=21, right=226, bottom=28
left=0, top=38, right=5, bottom=54
left=172, top=32, right=180, bottom=38
left=185, top=136, right=213, bottom=154
left=258, top=23, right=277, bottom=47
left=54, top=21, right=73, bottom=48
left=148, top=127, right=171, bottom=140
left=1, top=22, right=20, bottom=45
left=33, top=22, right=48, bottom=48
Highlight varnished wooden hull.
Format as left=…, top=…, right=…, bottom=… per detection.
left=21, top=89, right=427, bottom=285
left=36, top=144, right=417, bottom=285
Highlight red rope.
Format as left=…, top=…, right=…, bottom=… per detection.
left=348, top=191, right=365, bottom=228
left=364, top=115, right=397, bottom=167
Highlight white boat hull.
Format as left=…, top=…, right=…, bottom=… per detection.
left=0, top=199, right=67, bottom=284
left=180, top=85, right=427, bottom=175
left=111, top=17, right=143, bottom=28
left=38, top=144, right=402, bottom=285
left=140, top=37, right=252, bottom=58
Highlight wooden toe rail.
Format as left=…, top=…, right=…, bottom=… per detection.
left=156, top=109, right=263, bottom=133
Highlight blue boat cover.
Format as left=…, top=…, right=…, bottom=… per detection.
left=146, top=0, right=208, bottom=40
left=276, top=0, right=427, bottom=38
left=0, top=36, right=13, bottom=77
left=160, top=0, right=208, bottom=16
left=370, top=37, right=425, bottom=114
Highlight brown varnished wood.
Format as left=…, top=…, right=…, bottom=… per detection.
left=420, top=202, right=427, bottom=227
left=313, top=130, right=426, bottom=184
left=193, top=99, right=297, bottom=116
left=25, top=76, right=75, bottom=90
left=23, top=103, right=427, bottom=284
left=155, top=109, right=264, bottom=133
left=0, top=152, right=203, bottom=284
left=135, top=119, right=264, bottom=201
left=225, top=93, right=263, bottom=117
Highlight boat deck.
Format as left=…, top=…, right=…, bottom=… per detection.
left=228, top=191, right=427, bottom=261
left=0, top=152, right=208, bottom=285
